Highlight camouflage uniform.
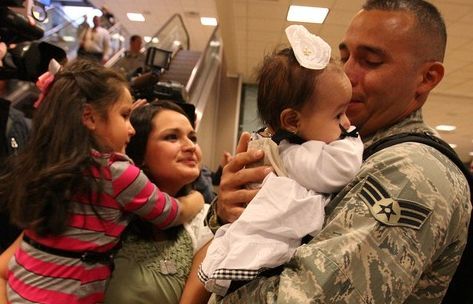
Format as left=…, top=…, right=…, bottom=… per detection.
left=208, top=110, right=471, bottom=304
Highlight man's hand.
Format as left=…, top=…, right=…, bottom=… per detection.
left=217, top=132, right=272, bottom=224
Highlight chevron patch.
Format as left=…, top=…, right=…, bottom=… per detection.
left=358, top=175, right=432, bottom=230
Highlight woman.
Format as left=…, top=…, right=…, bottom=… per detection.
left=104, top=100, right=213, bottom=303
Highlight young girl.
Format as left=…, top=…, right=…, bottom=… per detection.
left=198, top=25, right=364, bottom=296
left=0, top=60, right=203, bottom=303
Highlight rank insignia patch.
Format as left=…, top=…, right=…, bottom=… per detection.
left=359, top=175, right=432, bottom=230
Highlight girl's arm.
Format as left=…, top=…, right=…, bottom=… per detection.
left=179, top=241, right=212, bottom=304
left=176, top=190, right=204, bottom=224
left=0, top=232, right=23, bottom=304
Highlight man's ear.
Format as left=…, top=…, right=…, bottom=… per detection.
left=82, top=104, right=97, bottom=131
left=416, top=61, right=444, bottom=99
left=280, top=108, right=300, bottom=133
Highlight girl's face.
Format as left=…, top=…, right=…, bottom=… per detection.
left=144, top=109, right=202, bottom=195
left=90, top=87, right=135, bottom=154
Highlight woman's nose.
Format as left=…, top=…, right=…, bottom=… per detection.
left=182, top=138, right=196, bottom=151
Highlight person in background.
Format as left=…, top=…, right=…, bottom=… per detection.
left=0, top=61, right=203, bottom=304
left=78, top=16, right=110, bottom=64
left=76, top=15, right=89, bottom=40
left=208, top=0, right=471, bottom=303
left=105, top=100, right=213, bottom=304
left=100, top=5, right=115, bottom=28
left=114, top=35, right=146, bottom=81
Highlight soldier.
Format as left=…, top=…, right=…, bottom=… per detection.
left=208, top=0, right=471, bottom=303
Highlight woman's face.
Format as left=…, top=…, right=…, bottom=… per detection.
left=144, top=109, right=202, bottom=195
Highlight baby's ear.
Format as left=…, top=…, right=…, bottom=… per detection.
left=82, top=104, right=97, bottom=131
left=280, top=108, right=300, bottom=133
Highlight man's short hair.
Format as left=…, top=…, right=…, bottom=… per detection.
left=130, top=35, right=142, bottom=43
left=362, top=0, right=447, bottom=61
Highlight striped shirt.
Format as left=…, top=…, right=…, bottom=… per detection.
left=7, top=151, right=180, bottom=303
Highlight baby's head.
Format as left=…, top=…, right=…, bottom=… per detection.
left=257, top=26, right=352, bottom=144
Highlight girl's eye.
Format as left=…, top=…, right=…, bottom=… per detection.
left=122, top=110, right=131, bottom=119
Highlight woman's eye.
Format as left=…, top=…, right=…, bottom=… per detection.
left=164, top=134, right=178, bottom=141
left=189, top=134, right=198, bottom=143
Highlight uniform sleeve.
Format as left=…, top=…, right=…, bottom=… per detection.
left=111, top=160, right=181, bottom=229
left=282, top=136, right=363, bottom=193
left=221, top=143, right=471, bottom=304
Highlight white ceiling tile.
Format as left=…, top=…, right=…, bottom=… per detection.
left=325, top=9, right=356, bottom=26
left=247, top=1, right=288, bottom=19
left=234, top=1, right=247, bottom=17
left=248, top=18, right=285, bottom=32
left=434, top=2, right=472, bottom=22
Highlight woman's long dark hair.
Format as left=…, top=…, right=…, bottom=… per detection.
left=0, top=60, right=128, bottom=236
left=125, top=100, right=195, bottom=240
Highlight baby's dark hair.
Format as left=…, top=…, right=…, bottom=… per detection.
left=256, top=48, right=333, bottom=132
left=0, top=60, right=128, bottom=236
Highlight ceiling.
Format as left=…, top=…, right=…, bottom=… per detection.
left=89, top=0, right=473, bottom=163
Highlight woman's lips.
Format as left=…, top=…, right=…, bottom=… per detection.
left=179, top=158, right=197, bottom=166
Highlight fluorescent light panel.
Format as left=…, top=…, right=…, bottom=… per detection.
left=127, top=13, right=145, bottom=22
left=201, top=17, right=217, bottom=26
left=287, top=5, right=329, bottom=24
left=435, top=124, right=456, bottom=132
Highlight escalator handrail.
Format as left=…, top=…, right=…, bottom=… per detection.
left=149, top=13, right=190, bottom=50
left=186, top=25, right=220, bottom=94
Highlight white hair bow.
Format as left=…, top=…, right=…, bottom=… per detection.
left=285, top=25, right=331, bottom=70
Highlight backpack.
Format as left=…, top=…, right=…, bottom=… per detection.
left=5, top=106, right=30, bottom=156
left=363, top=132, right=473, bottom=304
left=0, top=105, right=30, bottom=252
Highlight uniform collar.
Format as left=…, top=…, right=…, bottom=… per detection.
left=363, top=109, right=436, bottom=149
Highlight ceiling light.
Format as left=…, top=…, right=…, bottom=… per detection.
left=144, top=36, right=152, bottom=43
left=469, top=151, right=473, bottom=157
left=435, top=124, right=456, bottom=132
left=287, top=5, right=329, bottom=24
left=127, top=13, right=145, bottom=22
left=62, top=36, right=75, bottom=42
left=201, top=17, right=217, bottom=26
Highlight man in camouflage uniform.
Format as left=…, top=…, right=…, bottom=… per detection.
left=207, top=0, right=472, bottom=303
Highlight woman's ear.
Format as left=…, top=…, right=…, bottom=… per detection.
left=280, top=108, right=300, bottom=133
left=82, top=104, right=97, bottom=131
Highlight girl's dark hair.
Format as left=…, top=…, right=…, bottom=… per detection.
left=256, top=48, right=327, bottom=132
left=0, top=60, right=128, bottom=236
left=125, top=100, right=193, bottom=240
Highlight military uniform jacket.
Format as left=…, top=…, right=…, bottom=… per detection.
left=211, top=110, right=471, bottom=304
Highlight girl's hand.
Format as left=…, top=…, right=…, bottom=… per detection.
left=131, top=99, right=148, bottom=111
